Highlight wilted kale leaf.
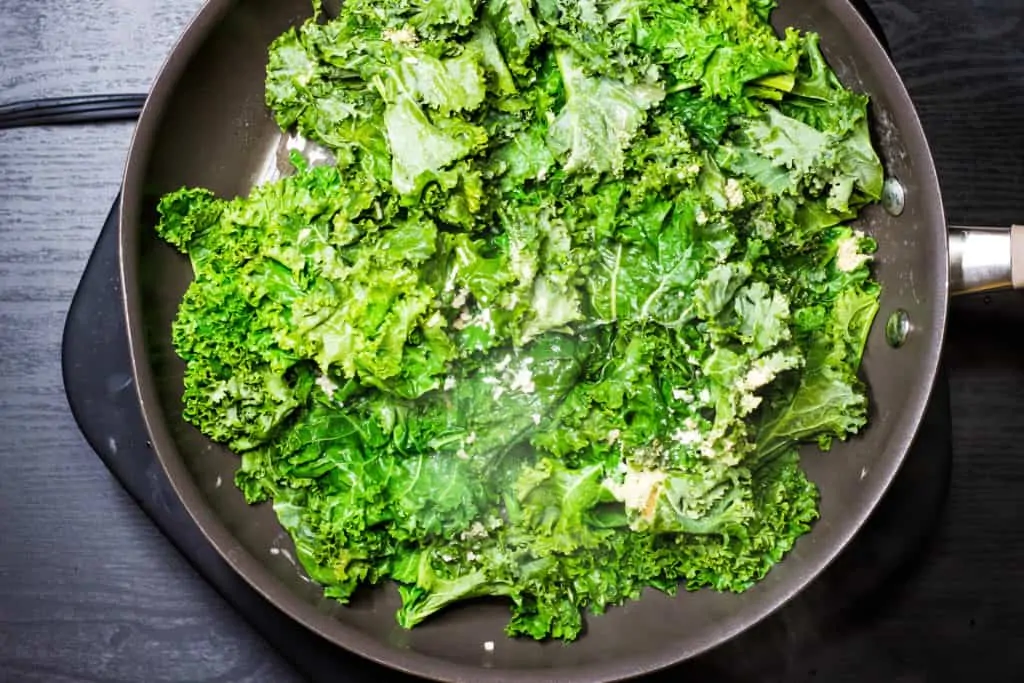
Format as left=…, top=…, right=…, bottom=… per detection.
left=155, top=0, right=884, bottom=641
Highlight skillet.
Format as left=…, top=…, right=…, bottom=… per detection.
left=118, top=0, right=1022, bottom=680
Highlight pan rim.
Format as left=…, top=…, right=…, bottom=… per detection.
left=118, top=0, right=949, bottom=681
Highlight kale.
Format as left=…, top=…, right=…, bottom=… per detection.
left=154, top=0, right=884, bottom=641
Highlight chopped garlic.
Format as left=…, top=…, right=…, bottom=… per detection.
left=316, top=375, right=338, bottom=397
left=451, top=288, right=469, bottom=309
left=606, top=468, right=666, bottom=523
left=671, top=428, right=700, bottom=445
left=740, top=393, right=763, bottom=415
left=508, top=365, right=535, bottom=395
left=383, top=26, right=418, bottom=45
left=836, top=233, right=871, bottom=272
left=740, top=365, right=774, bottom=393
left=461, top=521, right=488, bottom=540
left=725, top=178, right=744, bottom=208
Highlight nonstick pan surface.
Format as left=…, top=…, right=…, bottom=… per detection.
left=119, top=1, right=949, bottom=680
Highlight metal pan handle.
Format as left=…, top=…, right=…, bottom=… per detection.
left=948, top=225, right=1024, bottom=295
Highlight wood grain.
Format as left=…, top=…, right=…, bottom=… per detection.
left=0, top=0, right=1023, bottom=681
left=0, top=2, right=298, bottom=681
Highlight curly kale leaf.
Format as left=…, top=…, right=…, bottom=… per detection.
left=153, top=0, right=887, bottom=643
left=546, top=49, right=664, bottom=175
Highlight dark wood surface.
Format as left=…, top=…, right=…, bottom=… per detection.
left=1, top=1, right=1022, bottom=682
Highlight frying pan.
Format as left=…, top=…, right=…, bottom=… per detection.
left=117, top=0, right=1022, bottom=681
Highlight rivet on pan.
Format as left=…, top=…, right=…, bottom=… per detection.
left=881, top=178, right=905, bottom=216
left=885, top=309, right=911, bottom=348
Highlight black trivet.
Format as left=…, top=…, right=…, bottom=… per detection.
left=62, top=196, right=951, bottom=682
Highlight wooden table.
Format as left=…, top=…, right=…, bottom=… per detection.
left=2, top=1, right=1023, bottom=681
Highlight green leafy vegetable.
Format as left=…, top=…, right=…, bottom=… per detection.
left=154, top=0, right=885, bottom=642
left=545, top=49, right=665, bottom=175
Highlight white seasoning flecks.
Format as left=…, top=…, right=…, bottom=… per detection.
left=383, top=26, right=418, bottom=45
left=725, top=178, right=744, bottom=208
left=671, top=429, right=700, bottom=445
left=316, top=375, right=338, bottom=397
left=836, top=234, right=871, bottom=272
left=460, top=521, right=488, bottom=541
left=509, top=366, right=535, bottom=395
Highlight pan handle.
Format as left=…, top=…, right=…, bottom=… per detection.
left=948, top=225, right=1024, bottom=295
